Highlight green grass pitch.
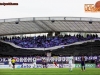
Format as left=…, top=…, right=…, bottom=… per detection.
left=0, top=68, right=100, bottom=75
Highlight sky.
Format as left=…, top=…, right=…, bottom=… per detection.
left=0, top=0, right=100, bottom=19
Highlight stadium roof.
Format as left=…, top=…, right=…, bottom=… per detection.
left=0, top=17, right=100, bottom=36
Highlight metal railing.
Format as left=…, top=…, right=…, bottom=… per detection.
left=0, top=17, right=100, bottom=23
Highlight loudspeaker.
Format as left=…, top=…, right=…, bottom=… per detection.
left=51, top=20, right=55, bottom=23
left=89, top=21, right=92, bottom=24
left=15, top=22, right=19, bottom=24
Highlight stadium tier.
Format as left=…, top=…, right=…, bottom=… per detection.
left=0, top=34, right=100, bottom=56
left=0, top=34, right=98, bottom=48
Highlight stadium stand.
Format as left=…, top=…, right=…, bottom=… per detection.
left=0, top=34, right=99, bottom=48
left=0, top=34, right=100, bottom=56
left=0, top=17, right=100, bottom=58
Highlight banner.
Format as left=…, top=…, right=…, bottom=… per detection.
left=0, top=63, right=4, bottom=65
left=47, top=64, right=59, bottom=68
left=0, top=65, right=21, bottom=68
left=0, top=64, right=43, bottom=68
left=97, top=64, right=100, bottom=68
left=74, top=56, right=98, bottom=61
left=0, top=64, right=96, bottom=68
left=59, top=64, right=75, bottom=68
left=75, top=64, right=96, bottom=68
left=21, top=64, right=43, bottom=68
left=0, top=65, right=9, bottom=68
left=0, top=56, right=99, bottom=64
left=0, top=64, right=76, bottom=68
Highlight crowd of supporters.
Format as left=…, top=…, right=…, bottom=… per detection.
left=0, top=34, right=99, bottom=48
